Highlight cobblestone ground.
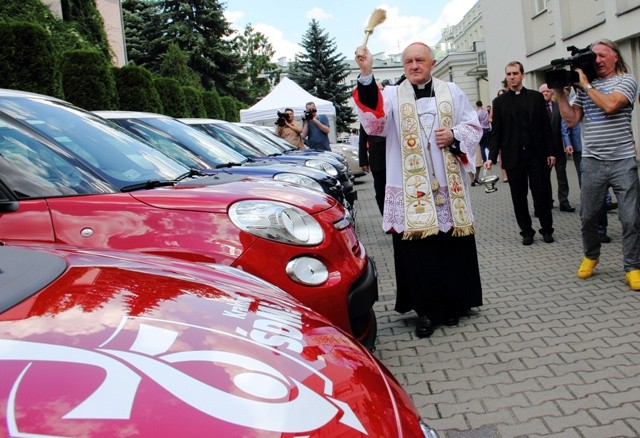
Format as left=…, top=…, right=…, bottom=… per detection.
left=353, top=161, right=640, bottom=438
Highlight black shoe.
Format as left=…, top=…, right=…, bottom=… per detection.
left=471, top=180, right=477, bottom=186
left=599, top=233, right=612, bottom=243
left=522, top=234, right=534, bottom=245
left=442, top=312, right=459, bottom=327
left=560, top=203, right=576, bottom=212
left=606, top=202, right=618, bottom=211
left=416, top=316, right=435, bottom=338
left=542, top=233, right=554, bottom=243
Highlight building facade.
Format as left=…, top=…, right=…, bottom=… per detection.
left=481, top=0, right=640, bottom=147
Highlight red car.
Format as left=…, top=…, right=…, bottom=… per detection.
left=0, top=242, right=438, bottom=437
left=0, top=88, right=377, bottom=350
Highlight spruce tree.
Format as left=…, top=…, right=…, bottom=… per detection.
left=289, top=19, right=356, bottom=134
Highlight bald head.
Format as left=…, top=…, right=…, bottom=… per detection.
left=402, top=43, right=436, bottom=85
left=539, top=83, right=552, bottom=102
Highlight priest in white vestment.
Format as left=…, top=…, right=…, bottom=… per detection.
left=353, top=42, right=483, bottom=338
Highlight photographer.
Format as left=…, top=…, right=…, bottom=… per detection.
left=300, top=101, right=331, bottom=152
left=274, top=108, right=304, bottom=149
left=553, top=39, right=640, bottom=289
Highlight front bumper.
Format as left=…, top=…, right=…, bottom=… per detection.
left=347, top=256, right=378, bottom=346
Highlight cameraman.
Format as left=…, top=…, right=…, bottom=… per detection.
left=274, top=108, right=304, bottom=149
left=301, top=101, right=331, bottom=152
left=554, top=39, right=640, bottom=289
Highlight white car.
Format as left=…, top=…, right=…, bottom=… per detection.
left=331, top=142, right=365, bottom=178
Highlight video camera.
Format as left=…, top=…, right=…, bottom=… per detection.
left=275, top=110, right=288, bottom=127
left=303, top=109, right=316, bottom=121
left=544, top=45, right=597, bottom=89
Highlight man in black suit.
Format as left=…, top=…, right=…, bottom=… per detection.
left=540, top=83, right=575, bottom=212
left=485, top=61, right=556, bottom=245
left=358, top=124, right=386, bottom=215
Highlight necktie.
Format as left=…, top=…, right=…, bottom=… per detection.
left=547, top=103, right=552, bottom=119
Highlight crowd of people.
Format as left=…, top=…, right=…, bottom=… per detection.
left=352, top=37, right=639, bottom=339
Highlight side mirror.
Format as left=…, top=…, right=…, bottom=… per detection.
left=0, top=200, right=19, bottom=213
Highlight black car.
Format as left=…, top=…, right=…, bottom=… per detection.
left=98, top=111, right=354, bottom=216
left=94, top=111, right=348, bottom=211
left=181, top=118, right=357, bottom=209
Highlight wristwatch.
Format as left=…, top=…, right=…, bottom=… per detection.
left=585, top=84, right=594, bottom=91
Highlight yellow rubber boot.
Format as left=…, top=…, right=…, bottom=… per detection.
left=626, top=270, right=640, bottom=290
left=577, top=257, right=598, bottom=279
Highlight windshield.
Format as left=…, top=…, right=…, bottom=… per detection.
left=0, top=116, right=113, bottom=199
left=215, top=122, right=284, bottom=156
left=107, top=118, right=217, bottom=170
left=238, top=124, right=295, bottom=152
left=0, top=97, right=188, bottom=189
left=190, top=122, right=269, bottom=158
left=135, top=117, right=248, bottom=167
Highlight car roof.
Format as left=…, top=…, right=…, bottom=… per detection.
left=0, top=88, right=66, bottom=103
left=94, top=110, right=171, bottom=119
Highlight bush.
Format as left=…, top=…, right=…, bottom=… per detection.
left=220, top=95, right=240, bottom=122
left=153, top=77, right=186, bottom=118
left=113, top=65, right=163, bottom=112
left=181, top=86, right=207, bottom=118
left=0, top=21, right=61, bottom=97
left=202, top=89, right=225, bottom=120
left=59, top=49, right=119, bottom=110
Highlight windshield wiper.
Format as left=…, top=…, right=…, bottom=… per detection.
left=175, top=168, right=205, bottom=181
left=120, top=180, right=176, bottom=192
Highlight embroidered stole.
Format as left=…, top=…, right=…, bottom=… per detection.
left=397, top=78, right=475, bottom=239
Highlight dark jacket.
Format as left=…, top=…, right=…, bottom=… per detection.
left=488, top=88, right=554, bottom=169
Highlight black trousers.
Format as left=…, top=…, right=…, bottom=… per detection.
left=372, top=170, right=386, bottom=215
left=506, top=150, right=554, bottom=236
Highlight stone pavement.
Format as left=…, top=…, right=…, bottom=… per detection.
left=353, top=162, right=640, bottom=438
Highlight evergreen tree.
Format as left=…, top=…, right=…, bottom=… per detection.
left=289, top=19, right=355, bottom=133
left=231, top=24, right=280, bottom=103
left=121, top=0, right=166, bottom=70
left=158, top=43, right=201, bottom=88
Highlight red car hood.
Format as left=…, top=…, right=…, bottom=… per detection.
left=131, top=178, right=336, bottom=214
left=0, top=244, right=420, bottom=437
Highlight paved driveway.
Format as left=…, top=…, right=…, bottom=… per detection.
left=355, top=162, right=640, bottom=437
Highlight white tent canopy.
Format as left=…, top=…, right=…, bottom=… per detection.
left=240, top=77, right=337, bottom=142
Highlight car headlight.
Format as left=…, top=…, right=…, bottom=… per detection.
left=229, top=200, right=324, bottom=246
left=305, top=159, right=338, bottom=177
left=273, top=173, right=323, bottom=192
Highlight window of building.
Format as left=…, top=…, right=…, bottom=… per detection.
left=532, top=0, right=547, bottom=16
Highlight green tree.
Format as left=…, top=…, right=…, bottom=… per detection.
left=123, top=0, right=250, bottom=102
left=121, top=0, right=166, bottom=70
left=289, top=19, right=355, bottom=133
left=231, top=24, right=280, bottom=103
left=158, top=43, right=201, bottom=88
left=59, top=49, right=119, bottom=110
left=113, top=65, right=163, bottom=112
